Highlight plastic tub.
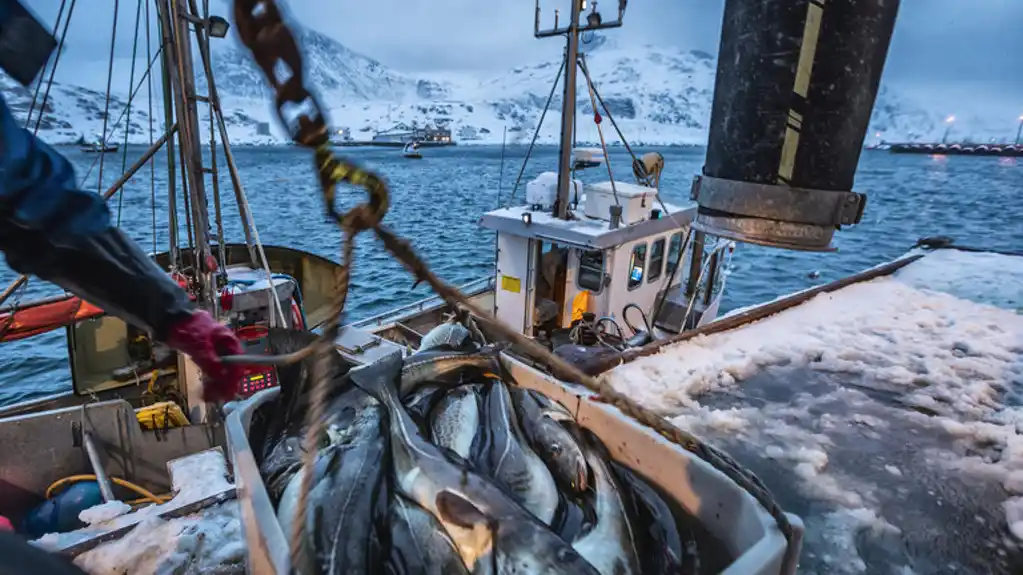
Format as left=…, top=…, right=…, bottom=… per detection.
left=225, top=355, right=803, bottom=574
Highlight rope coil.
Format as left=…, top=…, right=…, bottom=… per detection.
left=230, top=1, right=795, bottom=567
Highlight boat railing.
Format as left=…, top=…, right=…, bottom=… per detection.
left=349, top=275, right=494, bottom=329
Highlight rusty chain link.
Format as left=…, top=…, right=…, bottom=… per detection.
left=230, top=0, right=794, bottom=567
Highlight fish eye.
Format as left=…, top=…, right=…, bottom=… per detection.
left=556, top=547, right=580, bottom=563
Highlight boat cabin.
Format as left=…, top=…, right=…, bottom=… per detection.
left=480, top=174, right=699, bottom=347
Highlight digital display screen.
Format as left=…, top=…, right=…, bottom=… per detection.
left=240, top=368, right=277, bottom=395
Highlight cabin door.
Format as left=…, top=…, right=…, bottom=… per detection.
left=494, top=232, right=534, bottom=336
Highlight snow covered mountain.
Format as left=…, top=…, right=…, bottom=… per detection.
left=3, top=27, right=1005, bottom=147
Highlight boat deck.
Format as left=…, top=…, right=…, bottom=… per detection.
left=607, top=249, right=1023, bottom=575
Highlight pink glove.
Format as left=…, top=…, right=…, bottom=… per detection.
left=0, top=515, right=12, bottom=532
left=165, top=310, right=245, bottom=402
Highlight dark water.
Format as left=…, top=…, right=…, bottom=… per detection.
left=1, top=145, right=1021, bottom=405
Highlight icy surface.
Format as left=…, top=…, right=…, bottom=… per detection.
left=607, top=250, right=1023, bottom=574
left=33, top=448, right=238, bottom=572
left=74, top=503, right=244, bottom=575
left=79, top=502, right=132, bottom=526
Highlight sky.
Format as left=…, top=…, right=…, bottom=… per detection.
left=23, top=0, right=1023, bottom=117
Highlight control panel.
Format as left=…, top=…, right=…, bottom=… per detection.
left=240, top=367, right=278, bottom=395
left=234, top=324, right=280, bottom=398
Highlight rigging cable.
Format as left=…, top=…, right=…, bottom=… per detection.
left=30, top=0, right=78, bottom=136
left=185, top=0, right=285, bottom=326
left=506, top=56, right=566, bottom=206
left=24, top=0, right=68, bottom=129
left=578, top=54, right=619, bottom=207
left=117, top=0, right=145, bottom=226
left=78, top=46, right=165, bottom=187
left=145, top=0, right=158, bottom=255
left=96, top=0, right=121, bottom=196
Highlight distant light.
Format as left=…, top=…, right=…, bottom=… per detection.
left=1019, top=114, right=1023, bottom=121
left=945, top=115, right=955, bottom=124
left=209, top=15, right=229, bottom=38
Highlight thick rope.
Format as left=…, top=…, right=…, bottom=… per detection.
left=288, top=227, right=354, bottom=565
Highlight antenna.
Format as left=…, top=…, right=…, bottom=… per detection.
left=533, top=0, right=628, bottom=220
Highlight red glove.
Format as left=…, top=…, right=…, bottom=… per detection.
left=165, top=310, right=244, bottom=402
left=0, top=516, right=12, bottom=532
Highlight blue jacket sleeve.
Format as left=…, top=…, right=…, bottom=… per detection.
left=0, top=96, right=194, bottom=339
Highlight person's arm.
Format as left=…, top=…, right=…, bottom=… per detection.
left=0, top=97, right=242, bottom=401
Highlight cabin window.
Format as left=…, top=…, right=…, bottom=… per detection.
left=648, top=238, right=665, bottom=283
left=577, top=250, right=605, bottom=293
left=666, top=232, right=683, bottom=277
left=628, top=243, right=647, bottom=290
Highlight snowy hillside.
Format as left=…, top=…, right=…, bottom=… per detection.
left=3, top=27, right=1005, bottom=147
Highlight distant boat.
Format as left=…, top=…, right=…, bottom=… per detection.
left=402, top=141, right=422, bottom=159
left=77, top=135, right=118, bottom=153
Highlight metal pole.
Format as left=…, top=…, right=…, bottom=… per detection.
left=184, top=0, right=258, bottom=266
left=157, top=0, right=180, bottom=270
left=1015, top=119, right=1022, bottom=146
left=554, top=0, right=583, bottom=220
left=82, top=432, right=116, bottom=503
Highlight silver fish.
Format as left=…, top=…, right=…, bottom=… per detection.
left=417, top=320, right=472, bottom=353
left=572, top=439, right=641, bottom=575
left=387, top=494, right=470, bottom=575
left=511, top=387, right=590, bottom=495
left=610, top=461, right=686, bottom=575
left=429, top=384, right=481, bottom=459
left=316, top=391, right=389, bottom=575
left=350, top=352, right=599, bottom=575
left=480, top=382, right=560, bottom=526
left=276, top=389, right=389, bottom=575
left=277, top=447, right=336, bottom=575
left=399, top=344, right=506, bottom=398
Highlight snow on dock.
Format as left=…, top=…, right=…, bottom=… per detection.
left=609, top=249, right=1023, bottom=574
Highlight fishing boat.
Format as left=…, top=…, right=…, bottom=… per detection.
left=402, top=140, right=423, bottom=159
left=0, top=0, right=343, bottom=563
left=77, top=134, right=119, bottom=154
left=11, top=0, right=1000, bottom=571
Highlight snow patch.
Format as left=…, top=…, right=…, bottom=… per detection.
left=73, top=502, right=244, bottom=575
left=79, top=502, right=132, bottom=526
left=33, top=448, right=235, bottom=563
left=608, top=249, right=1023, bottom=559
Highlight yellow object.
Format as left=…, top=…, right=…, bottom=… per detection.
left=571, top=290, right=591, bottom=322
left=135, top=401, right=190, bottom=430
left=46, top=474, right=166, bottom=505
left=501, top=275, right=521, bottom=294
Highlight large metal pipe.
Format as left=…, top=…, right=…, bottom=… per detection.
left=693, top=0, right=900, bottom=251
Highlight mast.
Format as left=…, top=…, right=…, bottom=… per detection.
left=156, top=0, right=217, bottom=310
left=535, top=0, right=627, bottom=221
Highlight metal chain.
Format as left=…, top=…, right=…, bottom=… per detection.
left=229, top=2, right=794, bottom=566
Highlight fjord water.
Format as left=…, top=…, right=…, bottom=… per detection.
left=0, top=145, right=1020, bottom=405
